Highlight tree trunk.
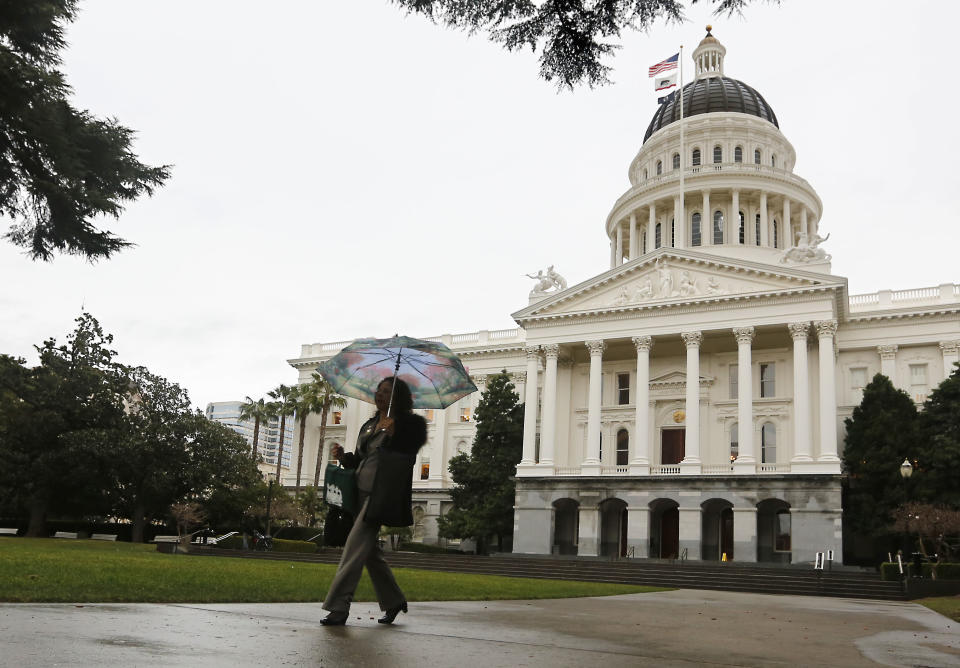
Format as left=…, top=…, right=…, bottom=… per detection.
left=275, top=412, right=286, bottom=480
left=252, top=417, right=261, bottom=459
left=26, top=497, right=47, bottom=537
left=295, top=413, right=307, bottom=493
left=131, top=502, right=147, bottom=543
left=313, top=404, right=330, bottom=488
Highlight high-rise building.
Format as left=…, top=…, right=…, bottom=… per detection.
left=205, top=401, right=293, bottom=474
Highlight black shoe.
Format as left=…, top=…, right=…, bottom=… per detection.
left=320, top=611, right=348, bottom=626
left=377, top=601, right=407, bottom=624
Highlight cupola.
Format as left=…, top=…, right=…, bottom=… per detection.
left=692, top=25, right=726, bottom=79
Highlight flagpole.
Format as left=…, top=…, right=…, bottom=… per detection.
left=678, top=44, right=684, bottom=247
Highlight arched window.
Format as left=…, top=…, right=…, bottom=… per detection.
left=655, top=222, right=662, bottom=249
left=672, top=153, right=680, bottom=170
left=692, top=148, right=701, bottom=166
left=738, top=211, right=745, bottom=244
left=761, top=423, right=777, bottom=463
left=670, top=219, right=675, bottom=247
left=754, top=149, right=761, bottom=165
left=643, top=168, right=648, bottom=180
left=656, top=160, right=662, bottom=175
left=734, top=146, right=743, bottom=163
left=642, top=230, right=647, bottom=254
left=755, top=214, right=761, bottom=246
left=713, top=210, right=724, bottom=244
left=691, top=212, right=702, bottom=246
left=771, top=154, right=777, bottom=167
left=616, top=429, right=629, bottom=466
left=730, top=423, right=739, bottom=462
left=773, top=220, right=779, bottom=249
left=713, top=145, right=722, bottom=164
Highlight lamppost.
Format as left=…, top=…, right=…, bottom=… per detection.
left=899, top=458, right=913, bottom=480
left=898, top=458, right=922, bottom=578
left=265, top=472, right=277, bottom=538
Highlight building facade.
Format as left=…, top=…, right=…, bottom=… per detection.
left=287, top=31, right=960, bottom=563
left=205, top=401, right=293, bottom=475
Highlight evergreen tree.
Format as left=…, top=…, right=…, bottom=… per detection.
left=842, top=373, right=918, bottom=536
left=437, top=371, right=523, bottom=553
left=0, top=1, right=170, bottom=260
left=916, top=363, right=960, bottom=508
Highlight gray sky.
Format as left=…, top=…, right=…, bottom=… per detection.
left=2, top=1, right=957, bottom=408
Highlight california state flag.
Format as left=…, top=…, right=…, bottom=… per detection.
left=655, top=73, right=677, bottom=91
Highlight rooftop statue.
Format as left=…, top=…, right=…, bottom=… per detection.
left=781, top=232, right=831, bottom=264
left=526, top=265, right=567, bottom=296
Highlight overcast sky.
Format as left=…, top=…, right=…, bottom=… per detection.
left=2, top=1, right=957, bottom=408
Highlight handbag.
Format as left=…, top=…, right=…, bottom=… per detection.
left=324, top=462, right=358, bottom=516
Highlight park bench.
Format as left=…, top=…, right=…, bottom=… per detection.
left=0, top=528, right=19, bottom=536
left=90, top=533, right=118, bottom=541
left=152, top=535, right=180, bottom=543
left=53, top=531, right=78, bottom=539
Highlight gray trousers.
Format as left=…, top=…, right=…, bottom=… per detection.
left=322, top=497, right=405, bottom=613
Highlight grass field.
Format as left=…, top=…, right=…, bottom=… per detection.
left=917, top=596, right=960, bottom=622
left=0, top=538, right=666, bottom=603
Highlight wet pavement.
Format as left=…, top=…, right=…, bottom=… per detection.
left=0, top=589, right=957, bottom=667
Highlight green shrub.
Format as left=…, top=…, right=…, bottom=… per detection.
left=272, top=526, right=324, bottom=543
left=216, top=536, right=245, bottom=550
left=272, top=538, right=317, bottom=554
left=880, top=561, right=960, bottom=580
left=397, top=541, right=460, bottom=554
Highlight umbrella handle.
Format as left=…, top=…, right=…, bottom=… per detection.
left=385, top=348, right=401, bottom=419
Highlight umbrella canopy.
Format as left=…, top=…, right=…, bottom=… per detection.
left=316, top=335, right=477, bottom=411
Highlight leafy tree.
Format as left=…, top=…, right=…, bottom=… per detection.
left=0, top=1, right=170, bottom=260
left=842, top=374, right=918, bottom=536
left=891, top=502, right=960, bottom=577
left=0, top=313, right=126, bottom=536
left=437, top=371, right=523, bottom=553
left=310, top=373, right=346, bottom=489
left=295, top=484, right=327, bottom=527
left=290, top=376, right=326, bottom=493
left=392, top=0, right=760, bottom=89
left=238, top=395, right=271, bottom=460
left=916, top=363, right=960, bottom=509
left=268, top=384, right=296, bottom=479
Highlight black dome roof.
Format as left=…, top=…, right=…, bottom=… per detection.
left=643, top=76, right=778, bottom=143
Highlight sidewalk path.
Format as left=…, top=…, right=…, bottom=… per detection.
left=1, top=589, right=956, bottom=667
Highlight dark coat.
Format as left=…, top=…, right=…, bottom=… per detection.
left=339, top=412, right=427, bottom=527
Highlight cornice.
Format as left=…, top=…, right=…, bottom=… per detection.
left=845, top=305, right=960, bottom=323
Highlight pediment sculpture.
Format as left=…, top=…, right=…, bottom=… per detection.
left=526, top=265, right=568, bottom=297
left=780, top=232, right=831, bottom=264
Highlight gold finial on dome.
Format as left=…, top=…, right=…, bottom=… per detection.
left=706, top=25, right=712, bottom=33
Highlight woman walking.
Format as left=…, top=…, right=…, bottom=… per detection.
left=320, top=377, right=427, bottom=626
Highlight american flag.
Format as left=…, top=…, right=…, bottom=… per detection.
left=648, top=53, right=678, bottom=77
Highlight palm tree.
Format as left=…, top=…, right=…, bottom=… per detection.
left=312, top=373, right=346, bottom=489
left=238, top=395, right=271, bottom=460
left=291, top=378, right=324, bottom=493
left=268, top=384, right=296, bottom=480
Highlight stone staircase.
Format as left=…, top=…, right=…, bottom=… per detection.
left=187, top=547, right=906, bottom=601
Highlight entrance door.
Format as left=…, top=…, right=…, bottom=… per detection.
left=661, top=429, right=686, bottom=465
left=660, top=507, right=679, bottom=558
left=720, top=507, right=734, bottom=560
left=620, top=508, right=628, bottom=557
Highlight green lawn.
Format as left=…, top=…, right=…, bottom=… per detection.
left=0, top=538, right=666, bottom=603
left=917, top=596, right=960, bottom=622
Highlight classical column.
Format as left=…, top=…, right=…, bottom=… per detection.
left=733, top=327, right=755, bottom=468
left=782, top=198, right=792, bottom=248
left=789, top=322, right=812, bottom=462
left=878, top=345, right=898, bottom=387
left=647, top=203, right=656, bottom=251
left=681, top=331, right=703, bottom=466
left=609, top=239, right=616, bottom=269
left=815, top=320, right=840, bottom=463
left=429, top=406, right=447, bottom=481
left=940, top=340, right=960, bottom=379
left=631, top=336, right=653, bottom=474
left=702, top=190, right=711, bottom=245
left=520, top=346, right=540, bottom=466
left=759, top=191, right=769, bottom=246
left=731, top=189, right=740, bottom=243
left=615, top=224, right=624, bottom=267
left=801, top=206, right=809, bottom=235
left=583, top=340, right=606, bottom=468
left=540, top=344, right=559, bottom=466
left=629, top=212, right=638, bottom=260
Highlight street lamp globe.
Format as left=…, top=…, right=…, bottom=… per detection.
left=899, top=458, right=913, bottom=479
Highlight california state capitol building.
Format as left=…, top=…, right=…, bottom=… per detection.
left=286, top=30, right=960, bottom=565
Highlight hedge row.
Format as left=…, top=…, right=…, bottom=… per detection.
left=880, top=562, right=960, bottom=580
left=0, top=519, right=174, bottom=541
left=397, top=542, right=462, bottom=555
left=214, top=536, right=318, bottom=553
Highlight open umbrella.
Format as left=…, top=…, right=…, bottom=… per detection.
left=316, top=335, right=477, bottom=415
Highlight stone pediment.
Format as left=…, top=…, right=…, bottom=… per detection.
left=650, top=370, right=715, bottom=390
left=514, top=250, right=839, bottom=320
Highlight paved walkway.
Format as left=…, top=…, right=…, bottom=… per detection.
left=1, top=589, right=957, bottom=667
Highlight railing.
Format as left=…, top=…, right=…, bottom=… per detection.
left=848, top=293, right=879, bottom=306
left=650, top=465, right=682, bottom=475
left=490, top=328, right=522, bottom=340
left=601, top=466, right=630, bottom=475
left=850, top=283, right=958, bottom=312
left=892, top=286, right=939, bottom=302
left=702, top=464, right=736, bottom=474
left=451, top=333, right=478, bottom=344
left=554, top=467, right=581, bottom=476
left=757, top=463, right=788, bottom=473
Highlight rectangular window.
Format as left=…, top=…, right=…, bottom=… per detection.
left=850, top=367, right=867, bottom=389
left=617, top=373, right=630, bottom=405
left=332, top=411, right=342, bottom=425
left=738, top=212, right=745, bottom=244
left=730, top=423, right=739, bottom=462
left=910, top=364, right=929, bottom=402
left=419, top=463, right=430, bottom=480
left=774, top=513, right=791, bottom=552
left=424, top=409, right=434, bottom=422
left=760, top=363, right=775, bottom=398
left=755, top=214, right=761, bottom=246
left=460, top=406, right=471, bottom=422
left=729, top=364, right=738, bottom=399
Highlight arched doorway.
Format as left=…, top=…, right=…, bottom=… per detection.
left=701, top=499, right=734, bottom=561
left=757, top=499, right=791, bottom=563
left=599, top=498, right=628, bottom=558
left=649, top=498, right=680, bottom=559
left=552, top=499, right=579, bottom=555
